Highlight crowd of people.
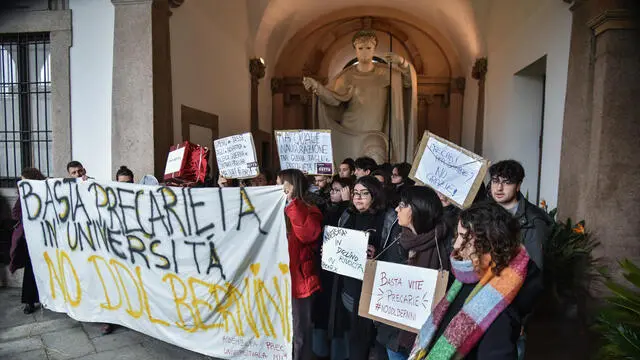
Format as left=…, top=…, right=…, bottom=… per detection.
left=6, top=154, right=551, bottom=360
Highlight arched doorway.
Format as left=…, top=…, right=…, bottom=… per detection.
left=270, top=13, right=466, bottom=165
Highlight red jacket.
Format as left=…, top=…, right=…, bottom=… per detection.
left=285, top=198, right=322, bottom=299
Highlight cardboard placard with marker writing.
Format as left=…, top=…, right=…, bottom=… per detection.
left=274, top=130, right=334, bottom=176
left=409, top=131, right=490, bottom=209
left=359, top=260, right=448, bottom=333
left=214, top=132, right=260, bottom=179
left=18, top=179, right=292, bottom=360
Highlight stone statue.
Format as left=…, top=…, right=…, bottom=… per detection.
left=303, top=30, right=418, bottom=164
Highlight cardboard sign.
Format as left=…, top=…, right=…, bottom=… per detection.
left=275, top=130, right=333, bottom=175
left=164, top=146, right=186, bottom=175
left=359, top=260, right=448, bottom=333
left=321, top=226, right=369, bottom=280
left=214, top=132, right=259, bottom=179
left=19, top=179, right=292, bottom=359
left=409, top=131, right=489, bottom=209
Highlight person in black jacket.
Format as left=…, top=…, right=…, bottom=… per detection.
left=376, top=186, right=452, bottom=360
left=312, top=176, right=353, bottom=360
left=334, top=176, right=392, bottom=360
left=408, top=202, right=543, bottom=360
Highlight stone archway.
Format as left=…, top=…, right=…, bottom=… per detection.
left=271, top=13, right=465, bottom=166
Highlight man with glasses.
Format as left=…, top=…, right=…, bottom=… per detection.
left=488, top=160, right=551, bottom=360
left=488, top=160, right=550, bottom=268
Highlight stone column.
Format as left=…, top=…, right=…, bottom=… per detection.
left=249, top=58, right=266, bottom=132
left=111, top=0, right=174, bottom=180
left=472, top=58, right=487, bottom=155
left=448, top=77, right=465, bottom=145
left=558, top=0, right=640, bottom=266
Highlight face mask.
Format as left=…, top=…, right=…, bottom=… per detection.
left=450, top=255, right=480, bottom=284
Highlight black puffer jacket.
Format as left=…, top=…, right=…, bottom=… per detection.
left=513, top=193, right=552, bottom=270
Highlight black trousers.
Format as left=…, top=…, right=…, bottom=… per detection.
left=292, top=295, right=314, bottom=360
left=21, top=253, right=39, bottom=305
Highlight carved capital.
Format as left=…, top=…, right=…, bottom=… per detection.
left=472, top=57, right=487, bottom=81
left=271, top=78, right=284, bottom=94
left=249, top=58, right=266, bottom=81
left=588, top=9, right=638, bottom=36
left=452, top=77, right=466, bottom=93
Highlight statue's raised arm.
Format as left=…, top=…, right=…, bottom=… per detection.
left=303, top=76, right=352, bottom=107
left=302, top=30, right=418, bottom=164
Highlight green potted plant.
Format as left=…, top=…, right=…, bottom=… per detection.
left=595, top=259, right=640, bottom=359
left=538, top=201, right=601, bottom=317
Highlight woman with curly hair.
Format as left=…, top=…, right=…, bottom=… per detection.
left=408, top=202, right=542, bottom=360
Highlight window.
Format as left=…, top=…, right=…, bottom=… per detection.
left=0, top=32, right=51, bottom=187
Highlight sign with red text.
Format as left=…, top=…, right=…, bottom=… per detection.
left=275, top=130, right=334, bottom=175
left=321, top=226, right=369, bottom=280
left=214, top=132, right=259, bottom=179
left=18, top=179, right=291, bottom=360
left=359, top=261, right=448, bottom=333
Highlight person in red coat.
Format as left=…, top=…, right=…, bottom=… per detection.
left=277, top=169, right=323, bottom=360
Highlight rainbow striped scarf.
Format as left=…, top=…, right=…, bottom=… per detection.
left=408, top=246, right=530, bottom=360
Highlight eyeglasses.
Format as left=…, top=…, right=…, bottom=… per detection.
left=490, top=177, right=514, bottom=185
left=352, top=191, right=371, bottom=198
left=397, top=201, right=409, bottom=209
left=330, top=188, right=342, bottom=193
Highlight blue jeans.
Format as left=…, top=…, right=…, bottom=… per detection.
left=387, top=347, right=409, bottom=360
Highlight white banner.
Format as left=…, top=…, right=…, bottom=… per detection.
left=321, top=226, right=368, bottom=280
left=368, top=261, right=440, bottom=330
left=214, top=132, right=259, bottom=179
left=275, top=130, right=333, bottom=175
left=18, top=179, right=292, bottom=360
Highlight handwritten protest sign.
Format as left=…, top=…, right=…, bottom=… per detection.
left=321, top=226, right=369, bottom=280
left=19, top=179, right=291, bottom=359
left=359, top=261, right=448, bottom=333
left=275, top=130, right=333, bottom=175
left=409, top=131, right=489, bottom=209
left=214, top=132, right=259, bottom=179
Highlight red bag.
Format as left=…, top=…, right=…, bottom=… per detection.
left=163, top=141, right=209, bottom=185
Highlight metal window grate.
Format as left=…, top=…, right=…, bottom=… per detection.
left=0, top=32, right=52, bottom=188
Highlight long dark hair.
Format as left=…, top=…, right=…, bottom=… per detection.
left=394, top=162, right=415, bottom=186
left=278, top=169, right=309, bottom=201
left=21, top=167, right=46, bottom=180
left=400, top=186, right=443, bottom=234
left=351, top=175, right=386, bottom=212
left=458, top=202, right=521, bottom=275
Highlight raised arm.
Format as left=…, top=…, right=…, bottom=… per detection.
left=303, top=76, right=353, bottom=107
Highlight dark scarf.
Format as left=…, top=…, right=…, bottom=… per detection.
left=398, top=222, right=448, bottom=267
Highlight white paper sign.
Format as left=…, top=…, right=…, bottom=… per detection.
left=164, top=147, right=186, bottom=175
left=18, top=179, right=292, bottom=360
left=214, top=132, right=259, bottom=179
left=368, top=261, right=440, bottom=330
left=413, top=136, right=484, bottom=207
left=321, top=226, right=369, bottom=280
left=275, top=130, right=333, bottom=175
